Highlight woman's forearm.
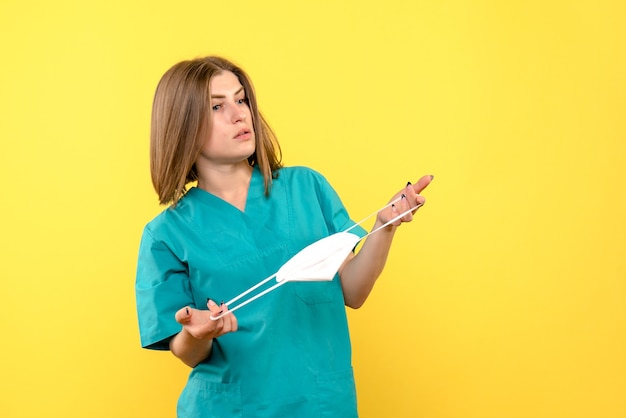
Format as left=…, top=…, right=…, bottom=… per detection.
left=169, top=328, right=213, bottom=368
left=339, top=223, right=397, bottom=308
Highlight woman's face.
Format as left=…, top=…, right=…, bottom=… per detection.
left=197, top=71, right=255, bottom=167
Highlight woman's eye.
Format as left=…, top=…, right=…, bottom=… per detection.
left=237, top=98, right=248, bottom=105
left=212, top=104, right=222, bottom=111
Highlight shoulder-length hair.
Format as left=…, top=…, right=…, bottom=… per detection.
left=150, top=56, right=282, bottom=205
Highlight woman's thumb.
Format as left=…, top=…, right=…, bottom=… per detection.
left=175, top=306, right=192, bottom=324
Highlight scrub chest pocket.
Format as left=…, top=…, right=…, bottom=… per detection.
left=292, top=277, right=343, bottom=305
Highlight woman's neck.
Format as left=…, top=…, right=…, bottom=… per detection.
left=197, top=162, right=253, bottom=211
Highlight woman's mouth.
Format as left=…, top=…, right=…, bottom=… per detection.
left=235, top=128, right=252, bottom=140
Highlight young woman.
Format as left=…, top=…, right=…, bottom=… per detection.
left=136, top=56, right=433, bottom=417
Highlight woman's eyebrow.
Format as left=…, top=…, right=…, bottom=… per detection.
left=211, top=86, right=244, bottom=99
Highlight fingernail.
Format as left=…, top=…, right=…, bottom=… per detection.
left=391, top=203, right=396, bottom=209
left=406, top=181, right=412, bottom=186
left=186, top=307, right=190, bottom=315
left=220, top=301, right=225, bottom=306
left=430, top=175, right=434, bottom=180
left=401, top=194, right=406, bottom=199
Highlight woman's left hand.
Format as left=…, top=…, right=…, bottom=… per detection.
left=376, top=174, right=434, bottom=227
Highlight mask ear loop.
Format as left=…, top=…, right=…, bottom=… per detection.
left=210, top=273, right=287, bottom=320
left=210, top=198, right=423, bottom=320
left=345, top=195, right=424, bottom=238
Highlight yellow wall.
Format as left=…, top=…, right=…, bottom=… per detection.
left=1, top=1, right=624, bottom=417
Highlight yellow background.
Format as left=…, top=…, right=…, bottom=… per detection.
left=1, top=0, right=624, bottom=417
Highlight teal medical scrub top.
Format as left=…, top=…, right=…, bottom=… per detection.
left=136, top=166, right=367, bottom=418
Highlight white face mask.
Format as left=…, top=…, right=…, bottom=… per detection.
left=210, top=198, right=423, bottom=320
left=276, top=232, right=360, bottom=282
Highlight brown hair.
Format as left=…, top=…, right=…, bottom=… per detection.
left=150, top=56, right=282, bottom=205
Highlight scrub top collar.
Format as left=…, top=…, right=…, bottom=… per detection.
left=184, top=165, right=266, bottom=213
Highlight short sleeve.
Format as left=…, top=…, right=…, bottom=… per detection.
left=312, top=171, right=367, bottom=239
left=135, top=227, right=193, bottom=350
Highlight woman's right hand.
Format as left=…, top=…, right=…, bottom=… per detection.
left=174, top=299, right=238, bottom=340
left=170, top=300, right=238, bottom=367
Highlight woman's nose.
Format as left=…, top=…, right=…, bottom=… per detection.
left=230, top=105, right=246, bottom=123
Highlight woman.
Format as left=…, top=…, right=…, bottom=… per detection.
left=136, top=56, right=433, bottom=417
